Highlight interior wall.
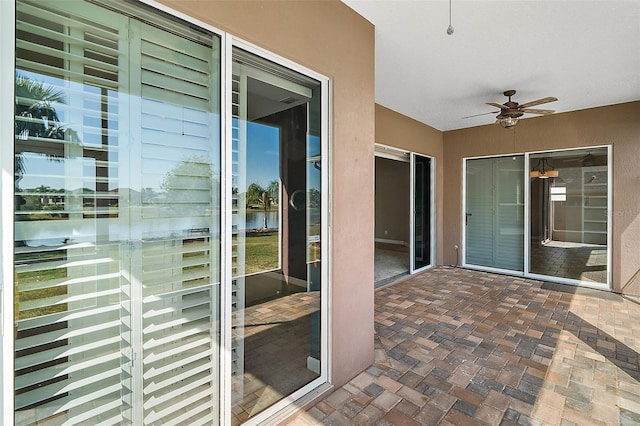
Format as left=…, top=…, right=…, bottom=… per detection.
left=375, top=157, right=410, bottom=244
left=157, top=0, right=375, bottom=386
left=443, top=101, right=640, bottom=295
left=375, top=104, right=444, bottom=264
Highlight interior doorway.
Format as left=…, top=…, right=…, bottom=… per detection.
left=375, top=154, right=410, bottom=286
left=374, top=146, right=434, bottom=287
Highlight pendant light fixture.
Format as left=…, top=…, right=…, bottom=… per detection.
left=530, top=157, right=559, bottom=178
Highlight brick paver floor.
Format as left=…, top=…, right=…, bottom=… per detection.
left=292, top=267, right=640, bottom=425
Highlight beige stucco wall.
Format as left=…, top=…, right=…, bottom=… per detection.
left=442, top=101, right=640, bottom=295
left=375, top=104, right=445, bottom=264
left=157, top=1, right=376, bottom=387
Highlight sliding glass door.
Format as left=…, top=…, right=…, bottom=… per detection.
left=14, top=2, right=221, bottom=423
left=230, top=47, right=323, bottom=424
left=529, top=148, right=609, bottom=285
left=464, top=148, right=610, bottom=287
left=10, top=1, right=328, bottom=424
left=411, top=154, right=433, bottom=272
left=465, top=156, right=524, bottom=272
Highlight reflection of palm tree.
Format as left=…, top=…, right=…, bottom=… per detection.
left=14, top=73, right=80, bottom=228
left=15, top=74, right=66, bottom=143
left=247, top=183, right=272, bottom=229
left=14, top=74, right=79, bottom=183
left=267, top=179, right=279, bottom=205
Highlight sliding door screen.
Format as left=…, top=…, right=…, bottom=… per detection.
left=465, top=156, right=524, bottom=271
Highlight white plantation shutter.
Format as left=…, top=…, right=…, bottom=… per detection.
left=15, top=3, right=127, bottom=425
left=230, top=67, right=246, bottom=400
left=134, top=20, right=220, bottom=425
left=14, top=2, right=221, bottom=425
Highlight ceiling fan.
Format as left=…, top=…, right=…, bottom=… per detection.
left=487, top=89, right=558, bottom=128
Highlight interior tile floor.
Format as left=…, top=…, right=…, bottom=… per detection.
left=233, top=291, right=320, bottom=425
left=375, top=243, right=409, bottom=287
left=292, top=267, right=640, bottom=425
left=530, top=241, right=608, bottom=284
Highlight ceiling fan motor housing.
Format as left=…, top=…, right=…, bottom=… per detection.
left=497, top=109, right=524, bottom=119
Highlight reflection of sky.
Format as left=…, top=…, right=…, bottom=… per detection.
left=246, top=122, right=279, bottom=189
left=16, top=69, right=319, bottom=193
left=245, top=122, right=321, bottom=191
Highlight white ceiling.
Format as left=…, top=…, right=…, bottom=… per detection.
left=342, top=0, right=640, bottom=131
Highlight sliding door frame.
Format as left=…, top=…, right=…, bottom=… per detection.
left=462, top=146, right=612, bottom=290
left=1, top=0, right=16, bottom=422
left=461, top=153, right=526, bottom=276
left=223, top=36, right=331, bottom=426
left=524, top=146, right=612, bottom=290
left=373, top=144, right=436, bottom=277
left=1, top=1, right=331, bottom=424
left=410, top=153, right=436, bottom=273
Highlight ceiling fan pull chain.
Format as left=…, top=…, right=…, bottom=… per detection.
left=447, top=0, right=454, bottom=35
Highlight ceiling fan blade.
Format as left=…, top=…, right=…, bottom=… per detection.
left=462, top=111, right=499, bottom=119
left=522, top=108, right=555, bottom=115
left=486, top=102, right=506, bottom=110
left=519, top=96, right=558, bottom=108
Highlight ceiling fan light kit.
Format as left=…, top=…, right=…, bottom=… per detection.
left=499, top=116, right=519, bottom=129
left=487, top=90, right=558, bottom=129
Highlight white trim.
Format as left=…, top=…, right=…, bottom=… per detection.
left=464, top=264, right=525, bottom=277
left=461, top=159, right=467, bottom=266
left=526, top=144, right=610, bottom=157
left=241, top=376, right=329, bottom=426
left=321, top=72, right=332, bottom=388
left=227, top=36, right=332, bottom=424
left=524, top=153, right=532, bottom=275
left=409, top=153, right=416, bottom=272
left=375, top=143, right=410, bottom=162
left=137, top=0, right=225, bottom=37
left=409, top=153, right=435, bottom=274
left=527, top=273, right=610, bottom=292
left=1, top=1, right=16, bottom=423
left=228, top=33, right=333, bottom=420
left=462, top=154, right=526, bottom=272
left=430, top=156, right=437, bottom=268
left=257, top=382, right=333, bottom=426
left=232, top=37, right=329, bottom=88
left=606, top=144, right=613, bottom=288
left=220, top=32, right=233, bottom=426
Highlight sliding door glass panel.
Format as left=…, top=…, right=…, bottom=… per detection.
left=14, top=1, right=221, bottom=424
left=529, top=148, right=608, bottom=284
left=412, top=155, right=431, bottom=271
left=231, top=48, right=322, bottom=424
left=465, top=156, right=524, bottom=271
